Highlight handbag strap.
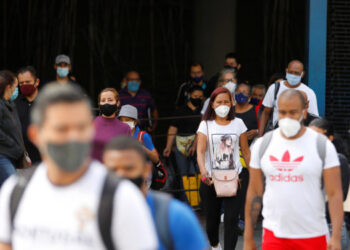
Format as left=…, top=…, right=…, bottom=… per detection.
left=205, top=121, right=213, bottom=171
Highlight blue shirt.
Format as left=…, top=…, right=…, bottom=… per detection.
left=133, top=126, right=155, bottom=151
left=146, top=193, right=208, bottom=250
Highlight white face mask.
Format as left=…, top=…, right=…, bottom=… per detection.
left=214, top=105, right=230, bottom=118
left=124, top=121, right=135, bottom=130
left=223, top=81, right=236, bottom=94
left=278, top=111, right=304, bottom=138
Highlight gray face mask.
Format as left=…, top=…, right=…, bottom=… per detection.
left=46, top=141, right=91, bottom=172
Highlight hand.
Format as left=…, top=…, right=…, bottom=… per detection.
left=327, top=236, right=341, bottom=250
left=188, top=145, right=196, bottom=156
left=243, top=238, right=257, bottom=250
left=200, top=169, right=212, bottom=186
left=163, top=147, right=171, bottom=157
left=247, top=129, right=258, bottom=140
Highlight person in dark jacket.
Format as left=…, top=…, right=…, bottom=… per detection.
left=0, top=70, right=24, bottom=187
left=309, top=118, right=350, bottom=250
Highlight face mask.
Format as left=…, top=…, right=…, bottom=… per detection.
left=127, top=81, right=140, bottom=92
left=286, top=73, right=302, bottom=86
left=10, top=87, right=18, bottom=101
left=128, top=176, right=144, bottom=188
left=191, top=75, right=204, bottom=84
left=278, top=112, right=304, bottom=138
left=124, top=121, right=135, bottom=130
left=190, top=97, right=202, bottom=107
left=20, top=84, right=37, bottom=97
left=235, top=93, right=249, bottom=104
left=223, top=81, right=236, bottom=94
left=100, top=104, right=117, bottom=116
left=46, top=141, right=91, bottom=172
left=214, top=105, right=230, bottom=118
left=249, top=97, right=260, bottom=106
left=57, top=67, right=69, bottom=78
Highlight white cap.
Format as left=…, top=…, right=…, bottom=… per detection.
left=118, top=105, right=138, bottom=120
left=55, top=54, right=71, bottom=65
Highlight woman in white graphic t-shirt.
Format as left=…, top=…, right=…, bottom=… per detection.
left=197, top=87, right=250, bottom=250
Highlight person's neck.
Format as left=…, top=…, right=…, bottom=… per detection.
left=102, top=113, right=116, bottom=119
left=281, top=126, right=306, bottom=140
left=46, top=158, right=90, bottom=186
left=187, top=101, right=197, bottom=111
left=235, top=102, right=251, bottom=113
left=215, top=116, right=230, bottom=125
left=127, top=89, right=137, bottom=97
left=285, top=80, right=301, bottom=88
left=56, top=75, right=69, bottom=83
left=25, top=89, right=38, bottom=102
left=141, top=184, right=148, bottom=196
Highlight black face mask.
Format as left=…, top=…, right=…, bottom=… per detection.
left=190, top=97, right=202, bottom=107
left=128, top=176, right=144, bottom=188
left=100, top=104, right=117, bottom=116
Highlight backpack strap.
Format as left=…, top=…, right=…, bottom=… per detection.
left=273, top=82, right=281, bottom=101
left=98, top=173, right=122, bottom=250
left=137, top=131, right=146, bottom=143
left=259, top=131, right=274, bottom=160
left=10, top=166, right=37, bottom=231
left=150, top=191, right=174, bottom=250
left=316, top=133, right=327, bottom=169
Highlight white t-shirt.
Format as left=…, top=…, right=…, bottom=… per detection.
left=197, top=118, right=247, bottom=175
left=0, top=161, right=158, bottom=250
left=250, top=128, right=340, bottom=238
left=262, top=81, right=319, bottom=126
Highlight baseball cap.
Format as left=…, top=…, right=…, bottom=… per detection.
left=118, top=105, right=138, bottom=120
left=55, top=54, right=71, bottom=65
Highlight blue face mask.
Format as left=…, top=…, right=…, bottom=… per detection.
left=249, top=97, right=260, bottom=106
left=10, top=87, right=18, bottom=101
left=235, top=93, right=249, bottom=104
left=57, top=67, right=69, bottom=78
left=191, top=75, right=204, bottom=84
left=127, top=81, right=140, bottom=92
left=286, top=72, right=302, bottom=86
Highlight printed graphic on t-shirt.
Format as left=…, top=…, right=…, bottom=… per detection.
left=211, top=134, right=238, bottom=170
left=269, top=150, right=304, bottom=182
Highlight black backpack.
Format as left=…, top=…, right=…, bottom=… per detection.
left=264, top=82, right=280, bottom=133
left=9, top=167, right=122, bottom=250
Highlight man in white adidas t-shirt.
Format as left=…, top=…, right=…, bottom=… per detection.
left=0, top=84, right=157, bottom=250
left=244, top=89, right=343, bottom=250
left=258, top=60, right=319, bottom=137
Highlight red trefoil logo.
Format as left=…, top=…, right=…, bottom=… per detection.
left=269, top=151, right=304, bottom=182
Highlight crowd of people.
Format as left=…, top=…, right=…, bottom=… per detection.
left=0, top=52, right=348, bottom=250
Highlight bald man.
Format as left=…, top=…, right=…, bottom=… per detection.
left=244, top=89, right=343, bottom=250
left=258, top=60, right=319, bottom=137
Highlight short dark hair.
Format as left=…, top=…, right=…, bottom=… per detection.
left=104, top=136, right=147, bottom=163
left=0, top=70, right=16, bottom=98
left=31, top=82, right=91, bottom=126
left=225, top=52, right=239, bottom=63
left=267, top=73, right=285, bottom=87
left=252, top=84, right=266, bottom=94
left=202, top=87, right=235, bottom=121
left=309, top=118, right=334, bottom=137
left=190, top=62, right=204, bottom=70
left=189, top=85, right=204, bottom=94
left=17, top=66, right=38, bottom=79
left=236, top=83, right=251, bottom=94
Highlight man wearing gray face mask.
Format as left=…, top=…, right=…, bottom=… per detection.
left=0, top=83, right=158, bottom=250
left=244, top=89, right=343, bottom=250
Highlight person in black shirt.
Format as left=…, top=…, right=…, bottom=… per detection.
left=15, top=66, right=41, bottom=164
left=299, top=90, right=319, bottom=126
left=175, top=62, right=209, bottom=109
left=164, top=86, right=203, bottom=202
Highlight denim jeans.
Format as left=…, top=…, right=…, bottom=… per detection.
left=174, top=148, right=199, bottom=176
left=328, top=221, right=349, bottom=250
left=0, top=154, right=16, bottom=188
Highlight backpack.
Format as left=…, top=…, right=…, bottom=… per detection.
left=264, top=82, right=280, bottom=133
left=259, top=130, right=327, bottom=172
left=9, top=166, right=122, bottom=250
left=149, top=191, right=174, bottom=250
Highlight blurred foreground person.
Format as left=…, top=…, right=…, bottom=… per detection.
left=245, top=89, right=343, bottom=250
left=0, top=83, right=157, bottom=250
left=103, top=136, right=208, bottom=250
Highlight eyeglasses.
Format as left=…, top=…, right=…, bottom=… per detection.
left=219, top=78, right=235, bottom=83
